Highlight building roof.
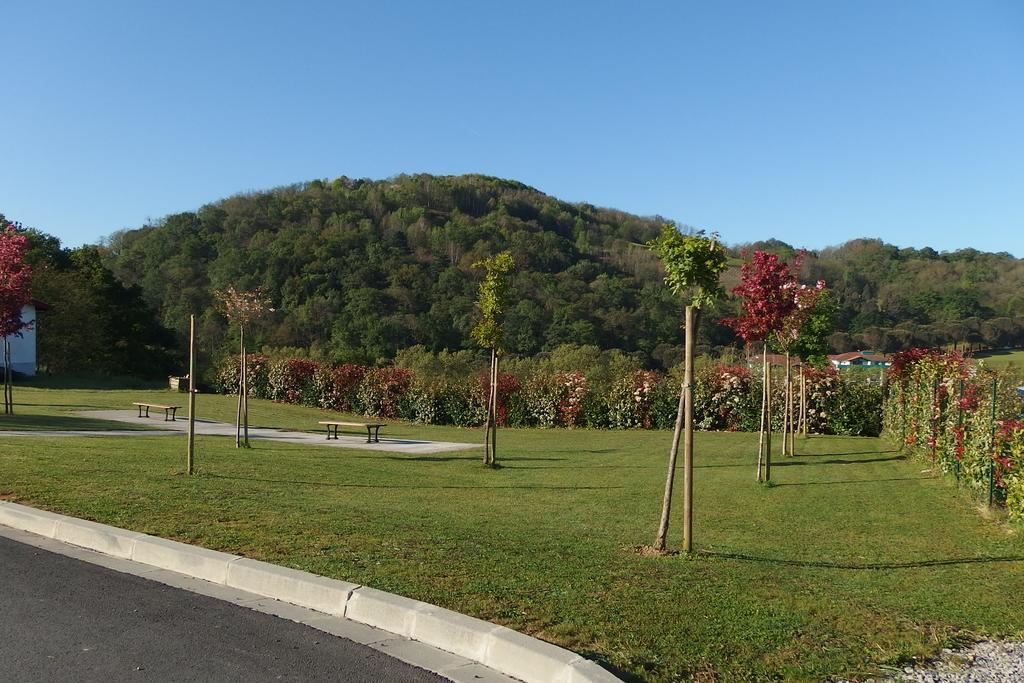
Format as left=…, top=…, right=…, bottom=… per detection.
left=829, top=350, right=890, bottom=364
left=29, top=298, right=50, bottom=312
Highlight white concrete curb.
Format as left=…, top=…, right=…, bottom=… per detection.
left=0, top=501, right=620, bottom=683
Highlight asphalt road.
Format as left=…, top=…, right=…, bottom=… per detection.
left=0, top=535, right=444, bottom=682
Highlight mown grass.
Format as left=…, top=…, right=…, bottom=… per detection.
left=2, top=385, right=1024, bottom=681
left=974, top=348, right=1024, bottom=369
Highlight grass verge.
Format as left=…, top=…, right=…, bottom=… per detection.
left=2, top=385, right=1023, bottom=681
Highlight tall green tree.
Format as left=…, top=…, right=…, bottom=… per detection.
left=648, top=225, right=727, bottom=553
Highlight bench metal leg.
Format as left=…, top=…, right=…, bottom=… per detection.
left=137, top=405, right=144, bottom=418
left=326, top=425, right=338, bottom=440
left=366, top=425, right=380, bottom=443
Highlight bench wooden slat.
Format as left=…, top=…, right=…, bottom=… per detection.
left=318, top=420, right=386, bottom=443
left=133, top=402, right=181, bottom=421
left=318, top=421, right=386, bottom=427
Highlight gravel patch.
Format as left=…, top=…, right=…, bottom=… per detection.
left=891, top=641, right=1024, bottom=682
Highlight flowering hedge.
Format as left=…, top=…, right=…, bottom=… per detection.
left=882, top=348, right=1024, bottom=517
left=214, top=354, right=882, bottom=437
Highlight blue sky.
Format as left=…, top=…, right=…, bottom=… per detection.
left=2, top=1, right=1022, bottom=255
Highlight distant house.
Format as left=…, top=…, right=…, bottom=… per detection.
left=5, top=299, right=48, bottom=376
left=828, top=350, right=891, bottom=370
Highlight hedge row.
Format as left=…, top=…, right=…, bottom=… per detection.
left=882, top=348, right=1024, bottom=518
left=216, top=354, right=883, bottom=435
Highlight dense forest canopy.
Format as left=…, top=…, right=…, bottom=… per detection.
left=9, top=174, right=1024, bottom=377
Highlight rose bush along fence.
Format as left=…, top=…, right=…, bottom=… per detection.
left=882, top=348, right=1024, bottom=518
left=216, top=354, right=882, bottom=436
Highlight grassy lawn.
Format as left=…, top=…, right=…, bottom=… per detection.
left=2, top=385, right=1024, bottom=681
left=974, top=348, right=1024, bottom=369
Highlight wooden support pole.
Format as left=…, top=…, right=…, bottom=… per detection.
left=187, top=315, right=196, bottom=475
left=654, top=374, right=685, bottom=551
left=682, top=306, right=696, bottom=553
left=242, top=337, right=249, bottom=447
left=756, top=343, right=767, bottom=482
left=235, top=328, right=243, bottom=448
left=765, top=360, right=773, bottom=482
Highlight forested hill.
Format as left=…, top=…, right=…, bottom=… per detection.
left=96, top=173, right=1024, bottom=369
left=101, top=174, right=682, bottom=365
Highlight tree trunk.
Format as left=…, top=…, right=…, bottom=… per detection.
left=242, top=337, right=250, bottom=447
left=780, top=355, right=789, bottom=456
left=784, top=353, right=794, bottom=456
left=756, top=343, right=767, bottom=482
left=654, top=374, right=685, bottom=551
left=235, top=329, right=243, bottom=448
left=483, top=349, right=495, bottom=466
left=3, top=338, right=11, bottom=415
left=681, top=306, right=697, bottom=553
left=187, top=315, right=196, bottom=475
left=654, top=307, right=697, bottom=551
left=801, top=364, right=807, bottom=436
left=765, top=360, right=773, bottom=482
left=490, top=352, right=499, bottom=466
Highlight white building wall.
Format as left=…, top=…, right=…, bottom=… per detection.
left=6, top=304, right=37, bottom=376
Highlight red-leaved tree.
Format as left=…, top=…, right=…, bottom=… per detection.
left=0, top=220, right=34, bottom=414
left=722, top=251, right=798, bottom=482
left=773, top=279, right=825, bottom=456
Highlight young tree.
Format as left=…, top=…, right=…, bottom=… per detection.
left=723, top=252, right=798, bottom=482
left=649, top=225, right=727, bottom=553
left=471, top=251, right=514, bottom=468
left=0, top=221, right=33, bottom=415
left=214, top=286, right=272, bottom=447
left=789, top=290, right=838, bottom=436
left=772, top=278, right=825, bottom=456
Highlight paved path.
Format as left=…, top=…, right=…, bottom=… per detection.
left=0, top=530, right=445, bottom=682
left=1, top=410, right=478, bottom=455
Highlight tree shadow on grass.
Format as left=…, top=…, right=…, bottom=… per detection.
left=510, top=463, right=664, bottom=470
left=771, top=476, right=934, bottom=488
left=774, top=455, right=907, bottom=466
left=528, top=448, right=620, bottom=455
left=376, top=454, right=479, bottom=462
left=798, top=449, right=899, bottom=457
left=364, top=455, right=569, bottom=463
left=697, top=549, right=1024, bottom=570
left=0, top=413, right=155, bottom=432
left=16, top=403, right=116, bottom=410
left=202, top=473, right=623, bottom=491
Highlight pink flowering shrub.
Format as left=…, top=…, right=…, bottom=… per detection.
left=357, top=367, right=413, bottom=418
left=268, top=358, right=318, bottom=403
left=608, top=370, right=661, bottom=429
left=312, top=363, right=366, bottom=411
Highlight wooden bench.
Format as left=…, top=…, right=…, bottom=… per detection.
left=318, top=421, right=386, bottom=443
left=133, top=402, right=182, bottom=421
